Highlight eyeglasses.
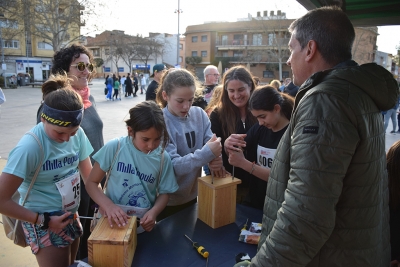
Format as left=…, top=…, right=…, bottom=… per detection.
left=207, top=73, right=220, bottom=77
left=70, top=62, right=94, bottom=73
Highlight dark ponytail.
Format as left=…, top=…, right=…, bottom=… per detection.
left=41, top=74, right=83, bottom=111
left=249, top=85, right=294, bottom=120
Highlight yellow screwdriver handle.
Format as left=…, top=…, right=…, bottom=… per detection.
left=197, top=246, right=209, bottom=258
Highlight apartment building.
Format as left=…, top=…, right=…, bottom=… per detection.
left=179, top=37, right=185, bottom=68
left=184, top=11, right=294, bottom=82
left=0, top=1, right=82, bottom=81
left=184, top=11, right=379, bottom=83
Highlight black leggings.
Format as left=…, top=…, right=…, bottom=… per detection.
left=113, top=89, right=119, bottom=99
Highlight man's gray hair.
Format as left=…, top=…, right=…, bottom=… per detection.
left=203, top=65, right=219, bottom=76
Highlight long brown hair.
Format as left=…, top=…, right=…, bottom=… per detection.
left=387, top=140, right=400, bottom=211
left=217, top=66, right=257, bottom=139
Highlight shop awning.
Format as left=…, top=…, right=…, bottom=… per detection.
left=296, top=0, right=400, bottom=26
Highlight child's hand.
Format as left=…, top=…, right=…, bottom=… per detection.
left=48, top=212, right=73, bottom=230
left=228, top=149, right=245, bottom=168
left=225, top=134, right=247, bottom=152
left=208, top=156, right=227, bottom=177
left=104, top=204, right=130, bottom=228
left=207, top=134, right=222, bottom=157
left=140, top=210, right=156, bottom=232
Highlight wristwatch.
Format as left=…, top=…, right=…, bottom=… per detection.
left=41, top=212, right=51, bottom=230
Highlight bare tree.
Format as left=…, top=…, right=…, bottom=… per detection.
left=120, top=34, right=141, bottom=73
left=246, top=16, right=292, bottom=80
left=133, top=37, right=163, bottom=74
left=106, top=33, right=125, bottom=75
left=0, top=0, right=103, bottom=52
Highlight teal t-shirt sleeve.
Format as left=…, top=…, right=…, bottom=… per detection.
left=92, top=138, right=120, bottom=172
left=78, top=127, right=94, bottom=161
left=157, top=151, right=179, bottom=194
left=3, top=134, right=41, bottom=180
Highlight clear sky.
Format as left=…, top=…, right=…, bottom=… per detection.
left=86, top=0, right=399, bottom=55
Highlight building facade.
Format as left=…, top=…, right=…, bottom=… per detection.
left=0, top=0, right=83, bottom=82
left=184, top=11, right=379, bottom=83
left=85, top=30, right=176, bottom=77
left=184, top=11, right=294, bottom=83
left=179, top=37, right=185, bottom=68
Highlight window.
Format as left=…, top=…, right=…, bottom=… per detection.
left=179, top=43, right=183, bottom=50
left=201, top=51, right=207, bottom=58
left=221, top=35, right=228, bottom=45
left=253, top=34, right=262, bottom=45
left=36, top=24, right=51, bottom=32
left=37, top=42, right=53, bottom=50
left=105, top=48, right=110, bottom=55
left=191, top=51, right=198, bottom=57
left=92, top=49, right=100, bottom=57
left=233, top=34, right=243, bottom=45
left=192, top=36, right=198, bottom=42
left=222, top=52, right=228, bottom=57
left=268, top=33, right=276, bottom=45
left=201, top=35, right=207, bottom=42
left=0, top=19, right=18, bottom=29
left=233, top=51, right=243, bottom=58
left=263, top=71, right=274, bottom=78
left=282, top=71, right=289, bottom=78
left=179, top=56, right=183, bottom=63
left=2, top=40, right=19, bottom=49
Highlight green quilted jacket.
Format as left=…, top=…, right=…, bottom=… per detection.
left=250, top=62, right=398, bottom=267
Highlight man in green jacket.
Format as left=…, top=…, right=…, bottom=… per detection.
left=241, top=6, right=398, bottom=267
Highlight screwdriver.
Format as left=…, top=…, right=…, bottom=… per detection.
left=241, top=218, right=248, bottom=231
left=184, top=234, right=209, bottom=258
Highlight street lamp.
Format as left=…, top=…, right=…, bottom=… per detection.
left=0, top=13, right=5, bottom=88
left=174, top=0, right=182, bottom=67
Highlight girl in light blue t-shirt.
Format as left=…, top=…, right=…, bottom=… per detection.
left=0, top=75, right=93, bottom=266
left=86, top=101, right=178, bottom=232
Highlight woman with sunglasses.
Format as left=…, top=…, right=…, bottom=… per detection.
left=36, top=43, right=104, bottom=260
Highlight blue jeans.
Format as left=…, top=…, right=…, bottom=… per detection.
left=384, top=109, right=397, bottom=132
left=106, top=85, right=112, bottom=99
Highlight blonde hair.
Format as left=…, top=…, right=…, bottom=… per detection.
left=205, top=85, right=223, bottom=115
left=269, top=79, right=281, bottom=90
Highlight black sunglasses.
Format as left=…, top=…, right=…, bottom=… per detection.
left=70, top=62, right=94, bottom=73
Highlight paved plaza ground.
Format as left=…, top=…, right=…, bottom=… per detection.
left=0, top=78, right=399, bottom=266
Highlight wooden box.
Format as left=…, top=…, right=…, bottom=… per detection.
left=88, top=216, right=137, bottom=267
left=198, top=175, right=241, bottom=229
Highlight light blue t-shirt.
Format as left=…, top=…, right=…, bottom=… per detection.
left=3, top=123, right=93, bottom=213
left=93, top=137, right=178, bottom=208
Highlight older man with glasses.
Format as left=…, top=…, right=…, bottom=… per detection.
left=202, top=65, right=220, bottom=104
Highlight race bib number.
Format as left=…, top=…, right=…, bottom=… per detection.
left=55, top=172, right=80, bottom=211
left=257, top=146, right=276, bottom=169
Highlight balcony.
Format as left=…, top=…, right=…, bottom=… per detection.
left=216, top=38, right=290, bottom=50
left=215, top=54, right=289, bottom=64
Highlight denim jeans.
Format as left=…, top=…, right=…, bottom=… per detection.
left=384, top=109, right=397, bottom=132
